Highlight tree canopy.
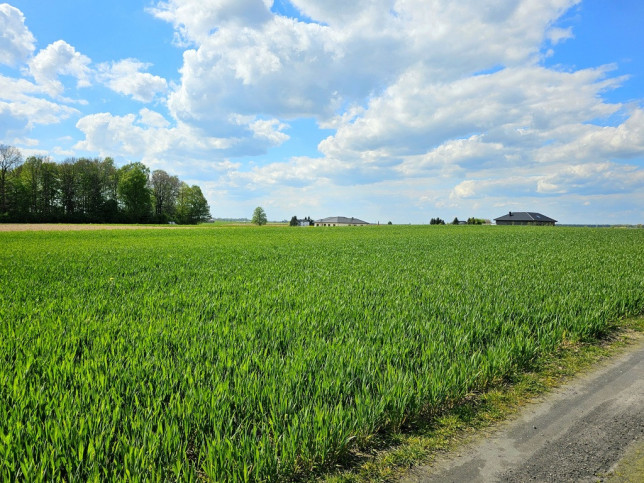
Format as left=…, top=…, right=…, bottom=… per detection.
left=0, top=144, right=23, bottom=215
left=0, top=146, right=210, bottom=224
left=252, top=206, right=267, bottom=226
left=176, top=184, right=211, bottom=225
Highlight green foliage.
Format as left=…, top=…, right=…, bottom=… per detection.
left=117, top=162, right=152, bottom=223
left=176, top=184, right=211, bottom=224
left=0, top=146, right=207, bottom=224
left=430, top=217, right=445, bottom=225
left=252, top=206, right=267, bottom=225
left=467, top=217, right=486, bottom=225
left=1, top=226, right=642, bottom=481
left=290, top=215, right=299, bottom=226
left=151, top=169, right=181, bottom=221
left=0, top=144, right=22, bottom=214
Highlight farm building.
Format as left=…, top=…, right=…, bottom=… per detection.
left=315, top=216, right=370, bottom=227
left=494, top=212, right=557, bottom=226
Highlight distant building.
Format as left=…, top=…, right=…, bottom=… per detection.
left=494, top=212, right=557, bottom=226
left=315, top=216, right=369, bottom=227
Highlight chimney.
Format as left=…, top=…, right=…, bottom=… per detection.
left=509, top=211, right=512, bottom=216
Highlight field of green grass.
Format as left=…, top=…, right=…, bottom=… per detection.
left=1, top=225, right=642, bottom=481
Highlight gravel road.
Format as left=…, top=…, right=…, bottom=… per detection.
left=403, top=336, right=644, bottom=482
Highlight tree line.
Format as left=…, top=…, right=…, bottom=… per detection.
left=289, top=216, right=314, bottom=226
left=451, top=217, right=489, bottom=225
left=0, top=145, right=210, bottom=224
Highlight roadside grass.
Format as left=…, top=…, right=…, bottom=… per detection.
left=322, top=315, right=644, bottom=482
left=603, top=440, right=644, bottom=482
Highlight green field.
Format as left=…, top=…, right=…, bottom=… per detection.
left=1, top=226, right=643, bottom=481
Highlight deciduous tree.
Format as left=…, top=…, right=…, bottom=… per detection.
left=151, top=169, right=181, bottom=221
left=0, top=144, right=22, bottom=214
left=117, top=162, right=152, bottom=223
left=252, top=206, right=267, bottom=226
left=176, top=183, right=210, bottom=224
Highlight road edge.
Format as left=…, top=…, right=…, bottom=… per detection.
left=322, top=316, right=644, bottom=482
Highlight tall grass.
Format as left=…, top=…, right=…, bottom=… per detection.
left=1, top=226, right=642, bottom=480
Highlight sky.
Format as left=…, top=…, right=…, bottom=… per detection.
left=1, top=0, right=643, bottom=224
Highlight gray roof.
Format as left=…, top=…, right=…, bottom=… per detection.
left=494, top=212, right=557, bottom=222
left=315, top=216, right=369, bottom=225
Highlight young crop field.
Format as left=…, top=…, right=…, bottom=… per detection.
left=1, top=225, right=643, bottom=481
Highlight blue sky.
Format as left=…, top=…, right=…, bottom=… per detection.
left=1, top=0, right=643, bottom=223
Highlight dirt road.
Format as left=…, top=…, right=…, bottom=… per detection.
left=403, top=336, right=644, bottom=482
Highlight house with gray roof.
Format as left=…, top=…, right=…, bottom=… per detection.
left=494, top=212, right=557, bottom=226
left=314, top=216, right=369, bottom=227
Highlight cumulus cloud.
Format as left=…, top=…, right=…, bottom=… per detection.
left=165, top=17, right=347, bottom=127
left=319, top=65, right=621, bottom=162
left=5, top=0, right=641, bottom=223
left=546, top=26, right=574, bottom=45
left=537, top=161, right=644, bottom=195
left=0, top=6, right=95, bottom=140
left=96, top=59, right=168, bottom=102
left=142, top=0, right=617, bottom=190
left=149, top=0, right=273, bottom=45
left=138, top=108, right=170, bottom=128
left=28, top=40, right=92, bottom=96
left=0, top=75, right=79, bottom=134
left=138, top=0, right=641, bottom=221
left=156, top=0, right=582, bottom=128
left=450, top=176, right=553, bottom=201
left=534, top=109, right=644, bottom=163
left=395, top=136, right=506, bottom=177
left=0, top=3, right=36, bottom=66
left=449, top=159, right=644, bottom=201
left=74, top=109, right=288, bottom=170
left=247, top=118, right=290, bottom=145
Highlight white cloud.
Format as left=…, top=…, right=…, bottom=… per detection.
left=450, top=176, right=546, bottom=200
left=0, top=3, right=36, bottom=66
left=144, top=0, right=640, bottom=223
left=537, top=161, right=644, bottom=195
left=319, top=65, right=621, bottom=163
left=4, top=0, right=642, bottom=224
left=151, top=0, right=590, bottom=149
left=166, top=16, right=346, bottom=127
left=0, top=75, right=79, bottom=133
left=395, top=136, right=506, bottom=177
left=73, top=109, right=290, bottom=169
left=75, top=112, right=145, bottom=156
left=546, top=26, right=574, bottom=45
left=138, top=108, right=170, bottom=128
left=149, top=0, right=273, bottom=45
left=28, top=40, right=92, bottom=96
left=248, top=118, right=289, bottom=145
left=449, top=160, right=644, bottom=201
left=97, top=59, right=168, bottom=102
left=534, top=109, right=644, bottom=163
